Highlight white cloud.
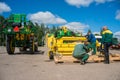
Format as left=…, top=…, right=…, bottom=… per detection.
left=114, top=31, right=120, bottom=40
left=0, top=2, right=11, bottom=14
left=115, top=10, right=120, bottom=20
left=95, top=0, right=113, bottom=3
left=65, top=0, right=93, bottom=8
left=65, top=0, right=113, bottom=8
left=28, top=11, right=67, bottom=24
left=93, top=32, right=100, bottom=35
left=64, top=22, right=89, bottom=32
left=114, top=31, right=120, bottom=36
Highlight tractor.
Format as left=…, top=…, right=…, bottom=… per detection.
left=2, top=14, right=38, bottom=54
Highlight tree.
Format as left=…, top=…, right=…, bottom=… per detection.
left=0, top=15, right=6, bottom=46
left=34, top=23, right=47, bottom=46
left=0, top=15, right=5, bottom=32
left=49, top=25, right=59, bottom=34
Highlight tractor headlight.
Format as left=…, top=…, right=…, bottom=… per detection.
left=8, top=29, right=11, bottom=32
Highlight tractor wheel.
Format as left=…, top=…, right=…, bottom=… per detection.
left=49, top=51, right=54, bottom=60
left=6, top=36, right=15, bottom=55
left=30, top=36, right=35, bottom=53
left=35, top=44, right=38, bottom=52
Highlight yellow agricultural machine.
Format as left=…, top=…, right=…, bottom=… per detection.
left=46, top=26, right=87, bottom=59
left=47, top=36, right=87, bottom=59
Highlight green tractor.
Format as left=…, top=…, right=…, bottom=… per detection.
left=2, top=14, right=38, bottom=55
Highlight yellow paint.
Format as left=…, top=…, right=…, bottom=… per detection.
left=102, top=30, right=112, bottom=34
left=47, top=36, right=87, bottom=57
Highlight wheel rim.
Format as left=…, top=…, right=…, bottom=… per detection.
left=32, top=40, right=35, bottom=52
left=10, top=39, right=15, bottom=53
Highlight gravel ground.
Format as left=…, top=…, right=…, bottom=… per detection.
left=0, top=46, right=120, bottom=80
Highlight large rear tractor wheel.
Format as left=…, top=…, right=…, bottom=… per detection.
left=30, top=36, right=35, bottom=53
left=6, top=36, right=15, bottom=55
left=35, top=44, right=38, bottom=52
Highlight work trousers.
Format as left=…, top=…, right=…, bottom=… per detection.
left=91, top=42, right=96, bottom=55
left=75, top=54, right=89, bottom=62
left=103, top=42, right=112, bottom=64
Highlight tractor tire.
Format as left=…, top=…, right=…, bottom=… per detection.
left=30, top=36, right=35, bottom=53
left=49, top=51, right=54, bottom=60
left=35, top=44, right=38, bottom=52
left=6, top=35, right=15, bottom=55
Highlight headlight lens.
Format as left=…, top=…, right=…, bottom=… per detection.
left=8, top=29, right=11, bottom=32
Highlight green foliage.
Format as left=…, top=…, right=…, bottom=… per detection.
left=0, top=15, right=6, bottom=46
left=49, top=25, right=59, bottom=34
left=33, top=23, right=47, bottom=46
left=94, top=34, right=100, bottom=36
left=0, top=15, right=5, bottom=32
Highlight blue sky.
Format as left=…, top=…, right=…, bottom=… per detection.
left=0, top=0, right=120, bottom=35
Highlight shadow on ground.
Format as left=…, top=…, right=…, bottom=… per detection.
left=11, top=50, right=44, bottom=55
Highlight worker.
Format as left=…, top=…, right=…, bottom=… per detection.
left=101, top=26, right=113, bottom=64
left=86, top=30, right=96, bottom=55
left=73, top=41, right=90, bottom=65
left=62, top=26, right=68, bottom=33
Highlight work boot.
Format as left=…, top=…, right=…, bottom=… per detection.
left=104, top=59, right=110, bottom=64
left=92, top=52, right=96, bottom=55
left=104, top=54, right=110, bottom=64
left=104, top=61, right=110, bottom=64
left=80, top=60, right=86, bottom=65
left=104, top=62, right=110, bottom=64
left=81, top=61, right=85, bottom=65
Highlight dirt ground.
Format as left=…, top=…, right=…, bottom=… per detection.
left=0, top=46, right=120, bottom=80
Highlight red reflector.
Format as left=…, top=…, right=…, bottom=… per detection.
left=2, top=26, right=5, bottom=28
left=14, top=26, right=19, bottom=32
